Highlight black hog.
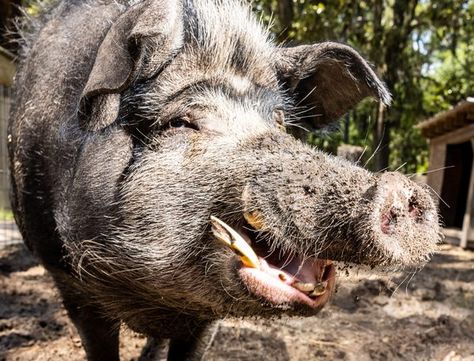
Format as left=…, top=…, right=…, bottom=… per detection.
left=8, top=0, right=440, bottom=360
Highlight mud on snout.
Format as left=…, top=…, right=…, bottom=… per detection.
left=208, top=140, right=441, bottom=312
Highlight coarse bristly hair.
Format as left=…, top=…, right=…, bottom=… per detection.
left=12, top=0, right=440, bottom=319
left=8, top=0, right=441, bottom=359
left=13, top=0, right=272, bottom=60
left=182, top=0, right=274, bottom=68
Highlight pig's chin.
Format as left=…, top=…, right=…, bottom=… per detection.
left=211, top=216, right=336, bottom=310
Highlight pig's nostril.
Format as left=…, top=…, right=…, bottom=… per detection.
left=408, top=197, right=423, bottom=222
left=381, top=209, right=397, bottom=234
left=381, top=194, right=425, bottom=234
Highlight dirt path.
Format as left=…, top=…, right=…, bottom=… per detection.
left=1, top=243, right=473, bottom=361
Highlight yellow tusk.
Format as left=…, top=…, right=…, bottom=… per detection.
left=293, top=282, right=317, bottom=293
left=310, top=281, right=328, bottom=297
left=210, top=216, right=260, bottom=269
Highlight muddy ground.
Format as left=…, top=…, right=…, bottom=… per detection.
left=1, top=243, right=473, bottom=361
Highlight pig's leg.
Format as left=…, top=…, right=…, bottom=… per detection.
left=139, top=337, right=168, bottom=361
left=167, top=321, right=218, bottom=361
left=58, top=284, right=120, bottom=361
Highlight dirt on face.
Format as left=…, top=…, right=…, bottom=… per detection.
left=0, top=243, right=473, bottom=361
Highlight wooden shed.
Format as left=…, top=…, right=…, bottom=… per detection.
left=0, top=46, right=15, bottom=210
left=417, top=99, right=474, bottom=248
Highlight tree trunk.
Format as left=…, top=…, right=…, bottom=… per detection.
left=277, top=0, right=293, bottom=43
left=343, top=113, right=350, bottom=144
left=373, top=101, right=391, bottom=171
left=372, top=0, right=418, bottom=171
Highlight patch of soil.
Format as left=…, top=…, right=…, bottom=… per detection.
left=1, top=244, right=473, bottom=361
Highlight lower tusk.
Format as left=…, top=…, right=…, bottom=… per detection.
left=310, top=281, right=328, bottom=297
left=293, top=282, right=316, bottom=293
left=210, top=215, right=261, bottom=269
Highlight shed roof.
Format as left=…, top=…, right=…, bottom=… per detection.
left=417, top=99, right=474, bottom=139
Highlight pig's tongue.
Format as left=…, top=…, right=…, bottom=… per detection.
left=210, top=216, right=332, bottom=299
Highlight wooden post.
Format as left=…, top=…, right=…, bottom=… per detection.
left=426, top=140, right=446, bottom=201
left=460, top=140, right=474, bottom=248
left=0, top=48, right=15, bottom=87
left=0, top=48, right=14, bottom=210
left=0, top=84, right=11, bottom=210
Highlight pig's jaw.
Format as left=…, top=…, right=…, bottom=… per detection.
left=210, top=216, right=336, bottom=310
left=239, top=258, right=336, bottom=309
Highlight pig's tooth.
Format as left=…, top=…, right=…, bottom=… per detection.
left=293, top=282, right=316, bottom=293
left=243, top=211, right=265, bottom=231
left=211, top=218, right=233, bottom=247
left=309, top=281, right=328, bottom=297
left=278, top=273, right=288, bottom=282
left=210, top=216, right=260, bottom=269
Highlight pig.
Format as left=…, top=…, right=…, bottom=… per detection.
left=8, top=0, right=440, bottom=360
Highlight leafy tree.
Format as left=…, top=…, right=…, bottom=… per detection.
left=254, top=0, right=474, bottom=173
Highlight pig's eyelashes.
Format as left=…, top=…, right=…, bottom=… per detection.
left=169, top=118, right=188, bottom=128
left=164, top=117, right=200, bottom=132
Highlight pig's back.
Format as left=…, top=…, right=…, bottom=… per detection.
left=8, top=0, right=124, bottom=268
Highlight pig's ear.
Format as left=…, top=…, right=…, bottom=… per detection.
left=78, top=0, right=183, bottom=131
left=276, top=42, right=391, bottom=131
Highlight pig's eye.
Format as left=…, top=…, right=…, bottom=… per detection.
left=165, top=117, right=199, bottom=131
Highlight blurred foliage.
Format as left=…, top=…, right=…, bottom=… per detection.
left=24, top=1, right=45, bottom=16
left=2, top=0, right=473, bottom=174
left=253, top=0, right=474, bottom=174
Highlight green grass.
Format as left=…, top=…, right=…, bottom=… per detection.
left=0, top=208, right=14, bottom=221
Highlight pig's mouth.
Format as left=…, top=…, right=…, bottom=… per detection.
left=210, top=215, right=336, bottom=309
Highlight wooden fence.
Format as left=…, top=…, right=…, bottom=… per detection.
left=0, top=46, right=21, bottom=246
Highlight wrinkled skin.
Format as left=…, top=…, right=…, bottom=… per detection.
left=9, top=0, right=441, bottom=360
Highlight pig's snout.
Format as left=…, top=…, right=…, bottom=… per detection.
left=368, top=172, right=440, bottom=265
left=238, top=139, right=440, bottom=268
left=377, top=173, right=431, bottom=234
